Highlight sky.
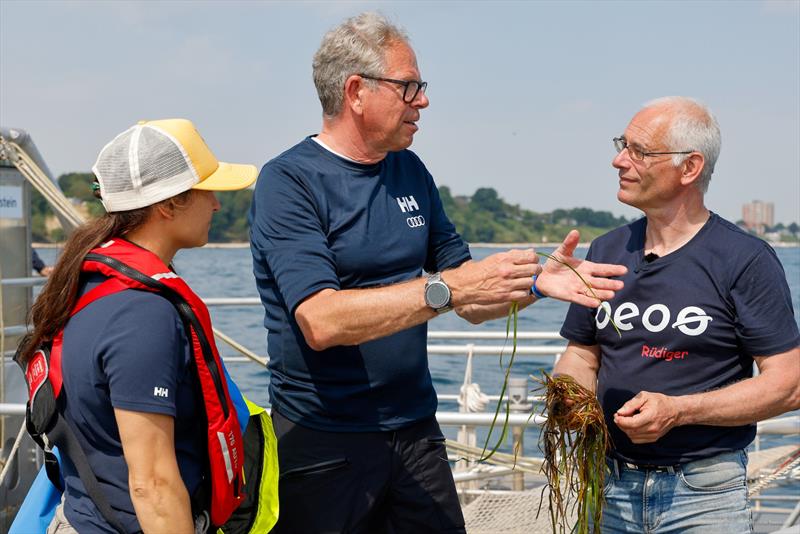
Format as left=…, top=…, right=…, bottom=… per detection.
left=2, top=0, right=799, bottom=224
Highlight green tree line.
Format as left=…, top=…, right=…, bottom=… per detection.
left=439, top=186, right=629, bottom=243
left=32, top=173, right=798, bottom=244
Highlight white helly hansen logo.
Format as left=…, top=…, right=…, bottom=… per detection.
left=153, top=387, right=169, bottom=398
left=396, top=196, right=419, bottom=213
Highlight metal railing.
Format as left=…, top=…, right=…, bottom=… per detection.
left=4, top=290, right=797, bottom=433
left=2, top=288, right=798, bottom=525
left=0, top=277, right=47, bottom=288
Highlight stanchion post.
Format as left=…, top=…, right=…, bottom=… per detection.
left=508, top=376, right=533, bottom=491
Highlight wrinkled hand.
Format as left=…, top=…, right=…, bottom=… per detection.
left=535, top=230, right=626, bottom=307
left=613, top=391, right=681, bottom=444
left=448, top=249, right=542, bottom=306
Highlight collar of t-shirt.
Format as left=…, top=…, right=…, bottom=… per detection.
left=311, top=136, right=361, bottom=163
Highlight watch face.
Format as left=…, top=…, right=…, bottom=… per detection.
left=426, top=283, right=450, bottom=308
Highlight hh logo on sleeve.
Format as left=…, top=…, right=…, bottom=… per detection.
left=396, top=196, right=419, bottom=213
left=153, top=386, right=169, bottom=398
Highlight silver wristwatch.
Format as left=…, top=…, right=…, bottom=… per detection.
left=424, top=272, right=453, bottom=313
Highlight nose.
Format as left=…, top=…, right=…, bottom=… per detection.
left=413, top=89, right=429, bottom=109
left=612, top=149, right=629, bottom=170
left=210, top=192, right=221, bottom=212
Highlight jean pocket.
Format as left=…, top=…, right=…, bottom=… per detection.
left=279, top=457, right=349, bottom=480
left=678, top=451, right=746, bottom=492
left=602, top=463, right=614, bottom=496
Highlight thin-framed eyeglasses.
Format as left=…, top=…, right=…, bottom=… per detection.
left=613, top=136, right=694, bottom=162
left=358, top=74, right=427, bottom=103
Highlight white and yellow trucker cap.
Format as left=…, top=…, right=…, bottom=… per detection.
left=92, top=118, right=257, bottom=212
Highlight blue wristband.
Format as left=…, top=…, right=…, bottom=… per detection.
left=530, top=275, right=547, bottom=299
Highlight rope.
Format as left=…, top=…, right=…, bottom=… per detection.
left=0, top=136, right=83, bottom=231
left=447, top=439, right=543, bottom=475
left=0, top=419, right=27, bottom=487
left=749, top=446, right=800, bottom=497
left=458, top=345, right=489, bottom=413
left=213, top=328, right=268, bottom=367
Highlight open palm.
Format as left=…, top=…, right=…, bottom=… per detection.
left=536, top=230, right=626, bottom=308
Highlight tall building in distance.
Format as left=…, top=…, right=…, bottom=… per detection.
left=742, top=200, right=774, bottom=235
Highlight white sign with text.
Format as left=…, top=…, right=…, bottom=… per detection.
left=0, top=186, right=23, bottom=220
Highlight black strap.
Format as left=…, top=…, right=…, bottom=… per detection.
left=43, top=450, right=63, bottom=492
left=47, top=414, right=129, bottom=534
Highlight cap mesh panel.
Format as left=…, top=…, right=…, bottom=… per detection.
left=94, top=130, right=135, bottom=194
left=137, top=127, right=191, bottom=188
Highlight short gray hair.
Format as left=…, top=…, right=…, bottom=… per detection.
left=312, top=12, right=409, bottom=118
left=643, top=96, right=721, bottom=193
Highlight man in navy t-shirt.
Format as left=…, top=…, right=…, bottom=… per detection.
left=250, top=12, right=627, bottom=534
left=557, top=96, right=800, bottom=533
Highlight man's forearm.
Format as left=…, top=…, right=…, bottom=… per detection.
left=673, top=351, right=800, bottom=427
left=295, top=251, right=542, bottom=350
left=295, top=278, right=436, bottom=350
left=552, top=343, right=600, bottom=393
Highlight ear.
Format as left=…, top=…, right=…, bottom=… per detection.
left=680, top=152, right=705, bottom=187
left=343, top=74, right=367, bottom=115
left=154, top=200, right=177, bottom=221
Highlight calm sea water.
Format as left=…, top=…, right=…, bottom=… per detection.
left=158, top=246, right=799, bottom=408
left=37, top=245, right=800, bottom=445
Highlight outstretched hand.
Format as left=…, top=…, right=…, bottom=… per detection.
left=535, top=230, right=627, bottom=307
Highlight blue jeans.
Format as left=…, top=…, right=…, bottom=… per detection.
left=597, top=450, right=752, bottom=533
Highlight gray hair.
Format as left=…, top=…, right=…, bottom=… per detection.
left=312, top=12, right=409, bottom=118
left=643, top=96, right=721, bottom=193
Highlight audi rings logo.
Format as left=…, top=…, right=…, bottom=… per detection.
left=406, top=215, right=426, bottom=228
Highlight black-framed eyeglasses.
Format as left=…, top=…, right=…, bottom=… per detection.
left=613, top=136, right=694, bottom=162
left=358, top=74, right=428, bottom=103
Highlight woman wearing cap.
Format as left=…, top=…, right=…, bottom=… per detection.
left=16, top=119, right=256, bottom=534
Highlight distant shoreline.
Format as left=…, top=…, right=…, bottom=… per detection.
left=33, top=241, right=800, bottom=249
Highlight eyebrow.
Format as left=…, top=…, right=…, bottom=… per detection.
left=624, top=136, right=649, bottom=152
left=390, top=67, right=422, bottom=79
left=630, top=141, right=648, bottom=151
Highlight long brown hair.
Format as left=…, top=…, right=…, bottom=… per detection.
left=17, top=189, right=193, bottom=365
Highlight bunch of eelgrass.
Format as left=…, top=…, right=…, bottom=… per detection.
left=477, top=251, right=618, bottom=532
left=535, top=371, right=610, bottom=534
left=476, top=301, right=522, bottom=462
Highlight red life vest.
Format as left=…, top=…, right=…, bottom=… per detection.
left=47, top=238, right=244, bottom=527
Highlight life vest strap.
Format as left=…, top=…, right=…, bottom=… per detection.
left=70, top=278, right=129, bottom=317
left=48, top=279, right=129, bottom=398
left=44, top=399, right=130, bottom=533
left=49, top=332, right=64, bottom=399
